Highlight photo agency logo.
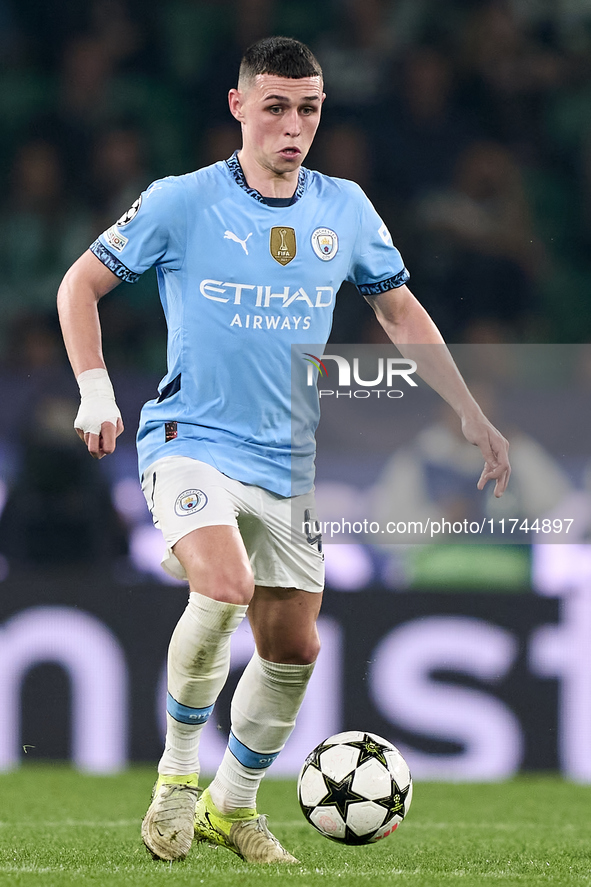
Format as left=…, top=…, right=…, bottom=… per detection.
left=304, top=352, right=418, bottom=398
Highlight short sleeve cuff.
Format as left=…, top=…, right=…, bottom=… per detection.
left=357, top=267, right=410, bottom=296
left=90, top=240, right=141, bottom=283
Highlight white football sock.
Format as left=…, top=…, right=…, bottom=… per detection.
left=209, top=652, right=315, bottom=812
left=158, top=592, right=247, bottom=777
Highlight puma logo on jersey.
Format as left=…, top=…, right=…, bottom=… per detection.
left=224, top=230, right=253, bottom=255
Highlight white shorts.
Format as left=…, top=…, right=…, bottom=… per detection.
left=141, top=456, right=324, bottom=593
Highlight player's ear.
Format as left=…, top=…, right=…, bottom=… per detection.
left=228, top=89, right=244, bottom=122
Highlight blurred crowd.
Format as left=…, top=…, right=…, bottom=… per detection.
left=2, top=0, right=591, bottom=368
left=3, top=0, right=591, bottom=579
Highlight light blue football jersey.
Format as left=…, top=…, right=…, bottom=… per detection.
left=92, top=153, right=409, bottom=496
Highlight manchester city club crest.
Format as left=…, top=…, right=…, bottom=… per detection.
left=174, top=489, right=208, bottom=516
left=270, top=227, right=296, bottom=265
left=311, top=227, right=338, bottom=261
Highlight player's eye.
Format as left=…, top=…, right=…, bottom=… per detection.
left=267, top=105, right=283, bottom=114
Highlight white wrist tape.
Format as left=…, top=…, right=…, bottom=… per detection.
left=75, top=368, right=121, bottom=435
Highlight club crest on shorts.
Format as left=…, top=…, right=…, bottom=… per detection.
left=116, top=195, right=142, bottom=227
left=175, top=489, right=208, bottom=516
left=270, top=227, right=296, bottom=265
left=311, top=228, right=338, bottom=261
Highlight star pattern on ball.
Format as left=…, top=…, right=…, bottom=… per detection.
left=318, top=771, right=366, bottom=822
left=343, top=734, right=391, bottom=769
left=378, top=779, right=412, bottom=819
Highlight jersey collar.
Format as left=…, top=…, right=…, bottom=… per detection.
left=226, top=151, right=308, bottom=204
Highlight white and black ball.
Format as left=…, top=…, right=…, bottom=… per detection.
left=297, top=731, right=412, bottom=845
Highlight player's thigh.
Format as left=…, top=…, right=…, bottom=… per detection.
left=248, top=585, right=323, bottom=665
left=142, top=455, right=254, bottom=602
left=174, top=526, right=254, bottom=604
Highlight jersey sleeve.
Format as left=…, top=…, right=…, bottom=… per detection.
left=346, top=184, right=410, bottom=295
left=90, top=177, right=186, bottom=283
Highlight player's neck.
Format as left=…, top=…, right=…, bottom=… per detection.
left=237, top=150, right=300, bottom=199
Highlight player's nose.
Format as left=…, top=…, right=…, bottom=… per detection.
left=284, top=108, right=301, bottom=136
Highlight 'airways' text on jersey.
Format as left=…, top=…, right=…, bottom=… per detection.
left=199, top=279, right=334, bottom=309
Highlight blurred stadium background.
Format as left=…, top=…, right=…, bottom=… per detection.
left=1, top=0, right=591, bottom=783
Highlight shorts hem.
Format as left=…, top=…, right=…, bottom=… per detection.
left=165, top=519, right=237, bottom=550
left=252, top=578, right=324, bottom=594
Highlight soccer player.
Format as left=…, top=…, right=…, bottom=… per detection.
left=57, top=36, right=510, bottom=865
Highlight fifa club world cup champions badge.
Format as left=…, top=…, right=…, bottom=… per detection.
left=270, top=227, right=296, bottom=265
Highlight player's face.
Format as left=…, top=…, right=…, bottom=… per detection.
left=229, top=74, right=325, bottom=175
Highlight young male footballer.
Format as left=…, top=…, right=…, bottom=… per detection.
left=57, top=36, right=510, bottom=864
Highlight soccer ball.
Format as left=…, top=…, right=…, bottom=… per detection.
left=297, top=731, right=412, bottom=845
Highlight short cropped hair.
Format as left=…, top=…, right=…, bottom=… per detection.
left=238, top=36, right=323, bottom=88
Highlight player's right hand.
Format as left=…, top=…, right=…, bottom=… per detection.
left=75, top=415, right=124, bottom=459
left=74, top=368, right=124, bottom=459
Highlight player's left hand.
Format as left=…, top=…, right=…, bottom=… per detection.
left=461, top=414, right=511, bottom=498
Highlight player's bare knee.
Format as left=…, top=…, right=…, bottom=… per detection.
left=219, top=567, right=255, bottom=605
left=264, top=635, right=320, bottom=665
left=189, top=564, right=254, bottom=605
left=297, top=636, right=321, bottom=665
